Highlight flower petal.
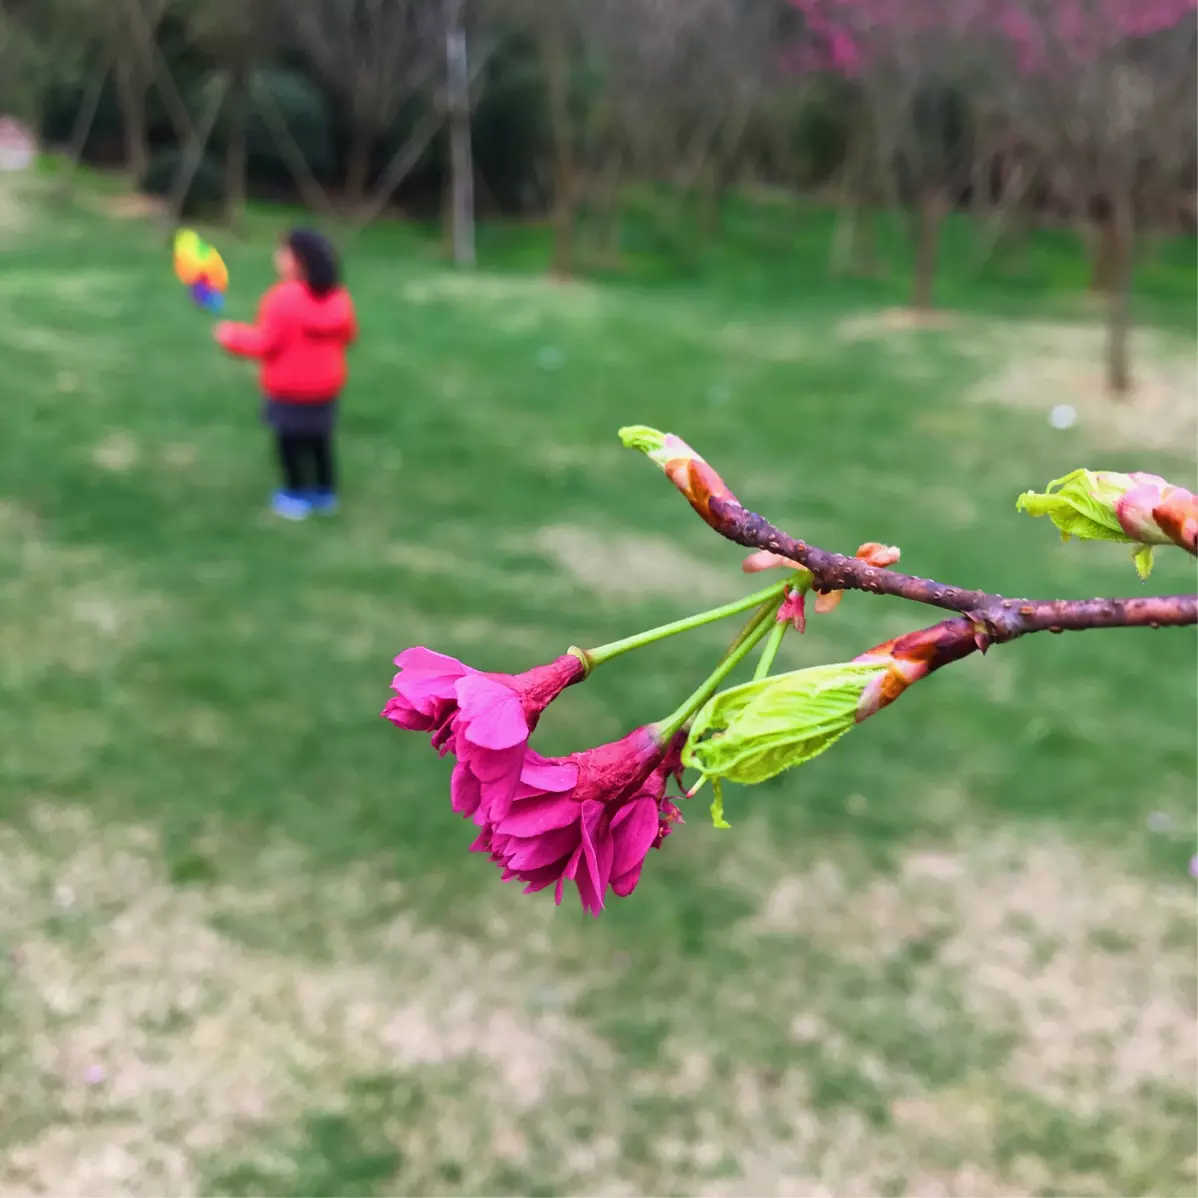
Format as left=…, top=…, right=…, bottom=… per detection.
left=576, top=800, right=613, bottom=916
left=450, top=762, right=482, bottom=818
left=609, top=797, right=659, bottom=880
left=519, top=751, right=579, bottom=794
left=519, top=862, right=571, bottom=894
left=476, top=761, right=527, bottom=825
left=779, top=588, right=808, bottom=632
left=455, top=676, right=530, bottom=751
left=459, top=740, right=525, bottom=783
left=742, top=550, right=801, bottom=573
left=855, top=542, right=901, bottom=568
left=498, top=795, right=581, bottom=837
left=381, top=695, right=432, bottom=731
left=555, top=845, right=583, bottom=905
left=394, top=646, right=472, bottom=676
left=611, top=861, right=644, bottom=897
left=506, top=824, right=580, bottom=871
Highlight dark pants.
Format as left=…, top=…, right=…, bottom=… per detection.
left=263, top=398, right=338, bottom=495
left=275, top=432, right=335, bottom=494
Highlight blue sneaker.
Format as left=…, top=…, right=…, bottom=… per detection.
left=271, top=490, right=312, bottom=521
left=307, top=490, right=339, bottom=515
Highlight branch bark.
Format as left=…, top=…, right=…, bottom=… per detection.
left=624, top=429, right=1198, bottom=644
left=711, top=498, right=1196, bottom=637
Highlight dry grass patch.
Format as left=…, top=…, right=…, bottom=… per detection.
left=98, top=193, right=167, bottom=221
left=402, top=272, right=602, bottom=321
left=91, top=432, right=140, bottom=473
left=834, top=308, right=1197, bottom=453
left=706, top=319, right=824, bottom=362
left=0, top=269, right=125, bottom=306
left=531, top=523, right=736, bottom=603
left=966, top=319, right=1197, bottom=453
left=838, top=307, right=960, bottom=340
left=750, top=831, right=1197, bottom=1107
left=0, top=806, right=608, bottom=1197
left=0, top=177, right=33, bottom=238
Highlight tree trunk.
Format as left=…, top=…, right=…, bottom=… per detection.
left=223, top=58, right=250, bottom=231
left=163, top=72, right=228, bottom=232
left=1089, top=214, right=1119, bottom=294
left=697, top=157, right=726, bottom=244
left=256, top=81, right=340, bottom=221
left=830, top=124, right=882, bottom=278
left=829, top=172, right=859, bottom=277
left=972, top=160, right=1033, bottom=273
left=56, top=55, right=110, bottom=201
left=446, top=26, right=475, bottom=267
left=592, top=153, right=624, bottom=265
left=1105, top=192, right=1135, bottom=398
left=114, top=46, right=149, bottom=180
left=344, top=124, right=373, bottom=214
left=353, top=104, right=445, bottom=230
left=540, top=21, right=575, bottom=278
left=910, top=189, right=944, bottom=310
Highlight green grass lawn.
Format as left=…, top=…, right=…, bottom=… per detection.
left=1, top=172, right=1195, bottom=1197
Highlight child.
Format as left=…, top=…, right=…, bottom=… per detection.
left=215, top=229, right=357, bottom=520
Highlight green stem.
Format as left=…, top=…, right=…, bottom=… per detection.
left=752, top=617, right=788, bottom=681
left=652, top=602, right=779, bottom=743
left=579, top=580, right=789, bottom=670
left=716, top=599, right=778, bottom=666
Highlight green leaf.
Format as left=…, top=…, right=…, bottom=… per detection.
left=1016, top=469, right=1130, bottom=544
left=682, top=662, right=885, bottom=787
left=1133, top=544, right=1155, bottom=579
left=710, top=779, right=731, bottom=829
left=618, top=425, right=668, bottom=456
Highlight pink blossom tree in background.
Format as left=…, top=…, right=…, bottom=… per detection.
left=790, top=0, right=1197, bottom=390
left=991, top=0, right=1197, bottom=396
left=789, top=0, right=994, bottom=309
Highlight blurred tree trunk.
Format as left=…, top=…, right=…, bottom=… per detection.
left=1088, top=212, right=1119, bottom=294
left=114, top=43, right=149, bottom=179
left=697, top=156, right=731, bottom=245
left=163, top=72, right=228, bottom=231
left=910, top=189, right=944, bottom=309
left=56, top=55, right=110, bottom=201
left=972, top=156, right=1033, bottom=273
left=540, top=19, right=575, bottom=278
left=592, top=153, right=624, bottom=264
left=222, top=56, right=250, bottom=230
left=829, top=126, right=881, bottom=278
left=344, top=125, right=373, bottom=213
left=445, top=21, right=475, bottom=267
left=1104, top=189, right=1135, bottom=397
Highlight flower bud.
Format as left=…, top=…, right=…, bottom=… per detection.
left=681, top=662, right=888, bottom=789
left=1017, top=469, right=1198, bottom=578
left=619, top=425, right=739, bottom=527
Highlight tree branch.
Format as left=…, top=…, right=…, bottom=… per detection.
left=710, top=499, right=1197, bottom=637
left=619, top=427, right=1198, bottom=642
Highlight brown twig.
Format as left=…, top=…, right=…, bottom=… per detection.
left=711, top=498, right=1198, bottom=640
left=621, top=427, right=1198, bottom=642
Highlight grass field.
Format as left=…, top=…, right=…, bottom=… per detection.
left=0, top=171, right=1196, bottom=1197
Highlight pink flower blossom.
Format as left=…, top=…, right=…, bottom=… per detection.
left=1113, top=473, right=1198, bottom=553
left=471, top=728, right=687, bottom=916
left=778, top=586, right=808, bottom=633
left=382, top=648, right=585, bottom=824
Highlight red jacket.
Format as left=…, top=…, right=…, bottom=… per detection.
left=217, top=280, right=357, bottom=401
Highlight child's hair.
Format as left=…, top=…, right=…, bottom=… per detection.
left=285, top=228, right=341, bottom=297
